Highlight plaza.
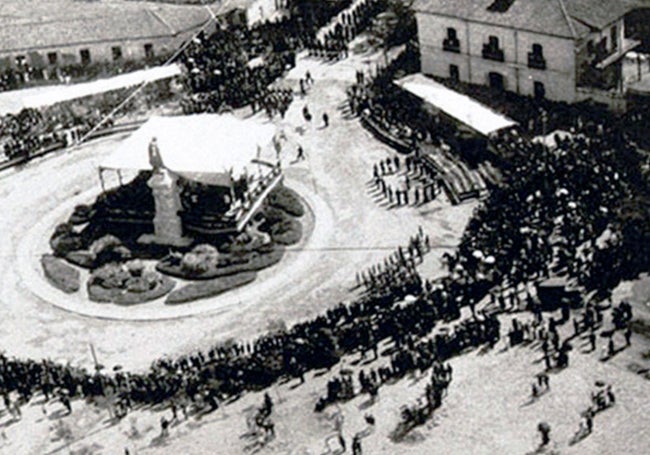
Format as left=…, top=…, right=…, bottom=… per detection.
left=0, top=1, right=649, bottom=454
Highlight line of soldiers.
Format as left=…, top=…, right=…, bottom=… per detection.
left=310, top=0, right=384, bottom=61
left=356, top=229, right=430, bottom=296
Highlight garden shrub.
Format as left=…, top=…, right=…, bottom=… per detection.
left=166, top=272, right=257, bottom=304
left=65, top=250, right=95, bottom=268
left=269, top=217, right=302, bottom=245
left=53, top=222, right=75, bottom=238
left=267, top=186, right=304, bottom=217
left=89, top=235, right=121, bottom=255
left=90, top=263, right=131, bottom=289
left=157, top=246, right=285, bottom=280
left=69, top=204, right=94, bottom=225
left=226, top=229, right=271, bottom=254
left=88, top=261, right=175, bottom=304
left=50, top=232, right=85, bottom=257
left=259, top=206, right=286, bottom=228
left=41, top=254, right=80, bottom=293
left=180, top=244, right=220, bottom=276
left=89, top=235, right=131, bottom=267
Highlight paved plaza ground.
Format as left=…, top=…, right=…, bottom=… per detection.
left=0, top=51, right=649, bottom=454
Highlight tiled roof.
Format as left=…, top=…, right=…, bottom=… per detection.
left=563, top=0, right=641, bottom=29
left=413, top=0, right=644, bottom=38
left=0, top=1, right=213, bottom=53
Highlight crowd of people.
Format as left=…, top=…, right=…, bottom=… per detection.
left=179, top=24, right=296, bottom=114
left=0, top=79, right=172, bottom=162
left=311, top=0, right=386, bottom=60
left=395, top=359, right=452, bottom=436
left=178, top=7, right=351, bottom=115
left=346, top=48, right=436, bottom=145
left=451, top=115, right=650, bottom=298
left=371, top=153, right=442, bottom=207
left=0, top=228, right=500, bottom=432
left=356, top=228, right=429, bottom=296
left=316, top=313, right=495, bottom=432
left=254, top=86, right=294, bottom=119
left=0, top=53, right=168, bottom=94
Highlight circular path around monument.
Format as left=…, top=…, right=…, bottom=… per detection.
left=18, top=173, right=325, bottom=321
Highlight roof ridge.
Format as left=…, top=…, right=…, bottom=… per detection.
left=146, top=8, right=176, bottom=34
left=556, top=0, right=577, bottom=38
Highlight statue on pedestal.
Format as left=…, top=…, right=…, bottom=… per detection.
left=139, top=137, right=192, bottom=247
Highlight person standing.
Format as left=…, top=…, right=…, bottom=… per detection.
left=624, top=326, right=632, bottom=347
left=160, top=416, right=170, bottom=438
left=538, top=423, right=551, bottom=446
left=322, top=112, right=329, bottom=128
left=338, top=434, right=346, bottom=452
left=583, top=410, right=593, bottom=435
left=352, top=435, right=362, bottom=454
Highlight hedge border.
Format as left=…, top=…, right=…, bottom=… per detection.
left=87, top=276, right=175, bottom=305
left=41, top=254, right=80, bottom=294
left=156, top=247, right=285, bottom=280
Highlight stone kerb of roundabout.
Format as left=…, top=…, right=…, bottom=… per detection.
left=17, top=175, right=332, bottom=321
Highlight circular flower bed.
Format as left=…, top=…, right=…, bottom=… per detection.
left=44, top=183, right=308, bottom=304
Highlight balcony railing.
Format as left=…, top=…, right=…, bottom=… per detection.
left=443, top=38, right=460, bottom=53
left=482, top=46, right=504, bottom=62
left=594, top=38, right=641, bottom=69
left=527, top=53, right=546, bottom=70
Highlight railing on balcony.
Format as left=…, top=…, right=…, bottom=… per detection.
left=482, top=46, right=504, bottom=62
left=443, top=38, right=460, bottom=53
left=527, top=53, right=546, bottom=70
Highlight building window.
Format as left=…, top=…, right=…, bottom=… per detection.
left=534, top=81, right=545, bottom=100
left=443, top=28, right=460, bottom=53
left=80, top=49, right=91, bottom=65
left=449, top=64, right=459, bottom=82
left=47, top=52, right=58, bottom=65
left=610, top=24, right=618, bottom=52
left=489, top=72, right=504, bottom=90
left=111, top=46, right=123, bottom=62
left=144, top=43, right=154, bottom=60
left=482, top=36, right=504, bottom=62
left=527, top=43, right=546, bottom=70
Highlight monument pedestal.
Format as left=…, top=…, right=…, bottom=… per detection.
left=138, top=167, right=192, bottom=247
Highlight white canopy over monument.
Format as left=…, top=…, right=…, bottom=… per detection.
left=395, top=74, right=517, bottom=136
left=100, top=114, right=277, bottom=185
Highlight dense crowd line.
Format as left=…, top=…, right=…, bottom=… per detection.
left=0, top=80, right=172, bottom=161
left=310, top=0, right=385, bottom=60
left=356, top=227, right=430, bottom=299
left=0, top=230, right=498, bottom=426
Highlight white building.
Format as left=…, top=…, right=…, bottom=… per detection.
left=413, top=0, right=647, bottom=108
left=0, top=2, right=216, bottom=71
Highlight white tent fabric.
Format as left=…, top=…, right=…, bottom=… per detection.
left=100, top=114, right=277, bottom=184
left=19, top=64, right=181, bottom=111
left=394, top=74, right=517, bottom=136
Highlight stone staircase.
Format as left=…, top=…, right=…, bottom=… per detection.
left=419, top=143, right=499, bottom=205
